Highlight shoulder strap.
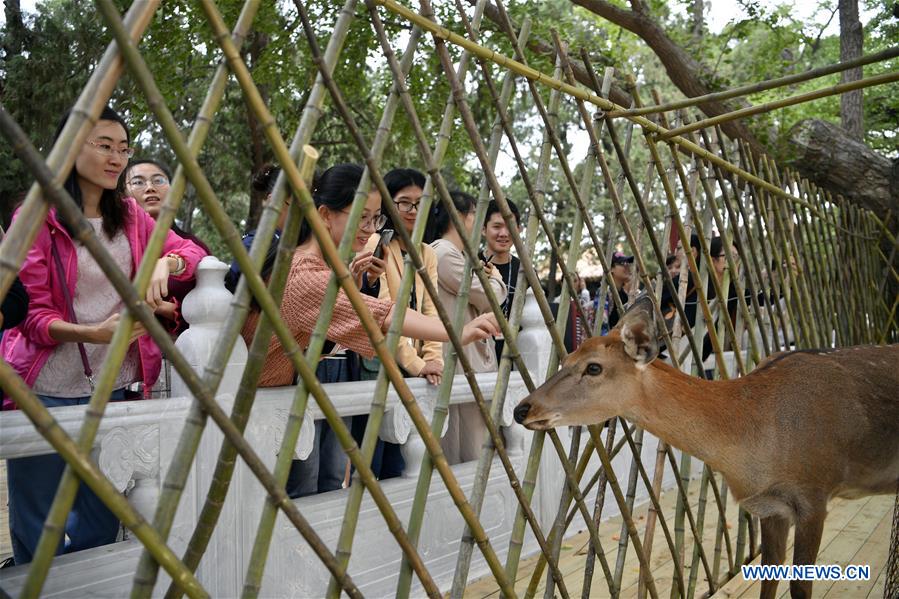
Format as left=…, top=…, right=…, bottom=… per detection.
left=49, top=232, right=94, bottom=390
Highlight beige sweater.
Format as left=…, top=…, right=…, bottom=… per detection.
left=364, top=234, right=443, bottom=376
left=430, top=238, right=507, bottom=374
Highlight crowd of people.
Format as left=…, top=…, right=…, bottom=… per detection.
left=0, top=104, right=778, bottom=566
left=0, top=106, right=511, bottom=565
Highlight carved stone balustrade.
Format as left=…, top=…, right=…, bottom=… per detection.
left=0, top=263, right=688, bottom=598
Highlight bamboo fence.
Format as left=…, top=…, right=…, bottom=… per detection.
left=0, top=1, right=896, bottom=598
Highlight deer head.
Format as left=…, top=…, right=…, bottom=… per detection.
left=514, top=294, right=660, bottom=430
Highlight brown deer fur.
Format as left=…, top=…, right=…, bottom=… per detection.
left=514, top=303, right=899, bottom=599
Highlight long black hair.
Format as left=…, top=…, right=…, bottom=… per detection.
left=54, top=105, right=130, bottom=239
left=297, top=163, right=365, bottom=245
left=425, top=190, right=476, bottom=244
left=381, top=167, right=426, bottom=232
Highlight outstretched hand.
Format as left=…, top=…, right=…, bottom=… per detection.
left=461, top=312, right=500, bottom=345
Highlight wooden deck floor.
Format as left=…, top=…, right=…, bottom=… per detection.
left=465, top=481, right=896, bottom=599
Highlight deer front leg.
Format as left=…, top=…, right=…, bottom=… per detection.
left=759, top=515, right=789, bottom=599
left=788, top=506, right=826, bottom=599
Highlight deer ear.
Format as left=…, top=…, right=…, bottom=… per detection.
left=621, top=313, right=659, bottom=367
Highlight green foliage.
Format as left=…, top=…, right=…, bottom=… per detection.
left=1, top=0, right=894, bottom=274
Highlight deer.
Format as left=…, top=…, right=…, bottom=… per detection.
left=513, top=295, right=899, bottom=599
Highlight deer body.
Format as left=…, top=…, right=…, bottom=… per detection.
left=616, top=347, right=899, bottom=510
left=513, top=299, right=899, bottom=599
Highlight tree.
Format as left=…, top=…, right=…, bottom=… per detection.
left=543, top=0, right=898, bottom=223
left=839, top=0, right=864, bottom=140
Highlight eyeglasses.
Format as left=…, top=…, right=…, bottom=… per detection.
left=340, top=209, right=387, bottom=231
left=85, top=140, right=135, bottom=158
left=394, top=200, right=421, bottom=213
left=128, top=175, right=170, bottom=189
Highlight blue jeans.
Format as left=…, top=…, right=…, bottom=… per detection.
left=285, top=358, right=351, bottom=497
left=7, top=389, right=127, bottom=565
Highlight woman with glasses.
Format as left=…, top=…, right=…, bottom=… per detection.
left=241, top=164, right=499, bottom=494
left=120, top=158, right=210, bottom=334
left=356, top=168, right=443, bottom=480
left=1, top=106, right=206, bottom=564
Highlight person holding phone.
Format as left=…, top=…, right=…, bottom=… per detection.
left=242, top=165, right=498, bottom=490
left=357, top=168, right=443, bottom=479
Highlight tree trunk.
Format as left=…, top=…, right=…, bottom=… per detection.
left=785, top=119, right=897, bottom=220
left=838, top=0, right=864, bottom=141
left=691, top=0, right=704, bottom=43
left=242, top=30, right=271, bottom=233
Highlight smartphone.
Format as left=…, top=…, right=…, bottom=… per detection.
left=374, top=229, right=394, bottom=260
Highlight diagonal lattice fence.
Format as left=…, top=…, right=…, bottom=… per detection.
left=1, top=1, right=896, bottom=598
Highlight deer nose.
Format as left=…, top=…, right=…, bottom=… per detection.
left=514, top=401, right=531, bottom=424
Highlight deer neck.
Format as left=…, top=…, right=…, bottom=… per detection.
left=619, top=362, right=750, bottom=478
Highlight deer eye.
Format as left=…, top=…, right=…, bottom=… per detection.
left=585, top=363, right=602, bottom=376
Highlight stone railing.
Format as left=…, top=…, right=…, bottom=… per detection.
left=0, top=257, right=682, bottom=597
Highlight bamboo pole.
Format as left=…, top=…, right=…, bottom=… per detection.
left=653, top=107, right=747, bottom=377
left=737, top=141, right=797, bottom=351
left=130, top=2, right=308, bottom=593
left=339, top=5, right=576, bottom=596
left=537, top=40, right=601, bottom=599
left=394, top=4, right=504, bottom=597
left=789, top=171, right=835, bottom=345
left=188, top=0, right=465, bottom=592
left=167, top=0, right=336, bottom=577
left=373, top=0, right=617, bottom=594
left=712, top=127, right=776, bottom=357
left=420, top=7, right=661, bottom=595
left=322, top=20, right=431, bottom=599
left=91, top=4, right=377, bottom=597
left=658, top=70, right=899, bottom=140
left=240, top=10, right=428, bottom=599
left=501, top=55, right=566, bottom=596
left=768, top=159, right=825, bottom=347
left=610, top=46, right=899, bottom=117
left=686, top=466, right=713, bottom=597
left=693, top=127, right=764, bottom=366
left=629, top=85, right=731, bottom=376
left=18, top=9, right=178, bottom=594
left=445, top=4, right=569, bottom=593
left=761, top=157, right=817, bottom=348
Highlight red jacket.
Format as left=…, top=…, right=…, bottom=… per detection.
left=1, top=198, right=206, bottom=409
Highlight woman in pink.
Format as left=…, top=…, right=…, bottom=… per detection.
left=2, top=106, right=206, bottom=565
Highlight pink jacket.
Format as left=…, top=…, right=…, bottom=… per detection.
left=1, top=198, right=207, bottom=409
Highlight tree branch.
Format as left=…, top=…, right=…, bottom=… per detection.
left=571, top=0, right=765, bottom=154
